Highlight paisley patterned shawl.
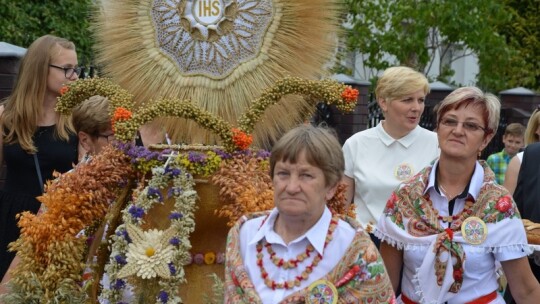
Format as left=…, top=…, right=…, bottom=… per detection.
left=375, top=161, right=531, bottom=303
left=224, top=212, right=395, bottom=304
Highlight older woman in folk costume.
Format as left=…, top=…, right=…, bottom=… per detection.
left=376, top=87, right=540, bottom=304
left=225, top=125, right=394, bottom=303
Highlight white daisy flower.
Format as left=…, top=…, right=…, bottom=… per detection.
left=117, top=223, right=176, bottom=279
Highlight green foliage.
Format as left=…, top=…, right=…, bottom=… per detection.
left=345, top=0, right=537, bottom=92
left=0, top=0, right=95, bottom=63
left=497, top=0, right=540, bottom=92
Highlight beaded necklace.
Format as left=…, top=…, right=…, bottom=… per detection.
left=255, top=216, right=339, bottom=290
left=422, top=193, right=476, bottom=231
left=436, top=198, right=475, bottom=223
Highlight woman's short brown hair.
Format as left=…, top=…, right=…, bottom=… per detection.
left=269, top=124, right=343, bottom=187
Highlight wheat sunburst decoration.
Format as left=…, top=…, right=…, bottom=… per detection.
left=94, top=0, right=343, bottom=146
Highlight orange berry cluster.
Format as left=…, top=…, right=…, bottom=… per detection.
left=341, top=86, right=359, bottom=103
left=112, top=107, right=133, bottom=131
left=231, top=128, right=253, bottom=150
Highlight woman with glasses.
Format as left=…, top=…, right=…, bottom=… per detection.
left=0, top=95, right=120, bottom=296
left=0, top=35, right=79, bottom=279
left=376, top=87, right=540, bottom=303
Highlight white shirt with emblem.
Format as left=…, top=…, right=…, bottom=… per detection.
left=343, top=122, right=439, bottom=226
left=239, top=207, right=356, bottom=304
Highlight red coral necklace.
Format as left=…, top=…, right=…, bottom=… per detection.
left=255, top=216, right=339, bottom=290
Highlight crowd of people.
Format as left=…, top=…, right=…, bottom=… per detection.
left=1, top=35, right=539, bottom=304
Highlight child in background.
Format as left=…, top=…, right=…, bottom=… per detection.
left=486, top=123, right=525, bottom=184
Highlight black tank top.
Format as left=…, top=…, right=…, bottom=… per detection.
left=3, top=125, right=78, bottom=197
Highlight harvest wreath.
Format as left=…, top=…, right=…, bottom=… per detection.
left=2, top=76, right=358, bottom=303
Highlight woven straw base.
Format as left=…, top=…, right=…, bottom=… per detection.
left=178, top=178, right=228, bottom=303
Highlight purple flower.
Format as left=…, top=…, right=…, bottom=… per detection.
left=147, top=187, right=163, bottom=202
left=115, top=255, right=127, bottom=265
left=118, top=143, right=171, bottom=163
left=128, top=205, right=145, bottom=219
left=216, top=252, right=226, bottom=264
left=167, top=187, right=182, bottom=198
left=256, top=150, right=271, bottom=159
left=116, top=229, right=131, bottom=242
left=168, top=262, right=176, bottom=275
left=169, top=212, right=183, bottom=220
left=187, top=151, right=207, bottom=163
left=169, top=237, right=181, bottom=246
left=164, top=166, right=181, bottom=177
left=193, top=253, right=204, bottom=265
left=112, top=279, right=126, bottom=290
left=214, top=149, right=232, bottom=159
left=158, top=291, right=169, bottom=303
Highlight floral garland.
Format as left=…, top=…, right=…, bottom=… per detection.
left=237, top=77, right=358, bottom=133
left=101, top=160, right=197, bottom=304
left=55, top=77, right=135, bottom=116
left=112, top=77, right=358, bottom=153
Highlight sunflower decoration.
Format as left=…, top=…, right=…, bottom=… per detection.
left=94, top=0, right=345, bottom=147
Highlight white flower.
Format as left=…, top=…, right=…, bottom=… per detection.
left=117, top=223, right=176, bottom=279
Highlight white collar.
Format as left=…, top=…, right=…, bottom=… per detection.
left=425, top=160, right=484, bottom=201
left=376, top=121, right=422, bottom=148
left=248, top=207, right=332, bottom=255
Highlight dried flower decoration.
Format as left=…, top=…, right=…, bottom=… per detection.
left=341, top=87, right=359, bottom=104
left=102, top=161, right=197, bottom=303
left=59, top=86, right=69, bottom=95
left=3, top=147, right=133, bottom=303
left=112, top=107, right=133, bottom=132
left=231, top=128, right=253, bottom=150
left=55, top=77, right=134, bottom=116
left=113, top=77, right=356, bottom=153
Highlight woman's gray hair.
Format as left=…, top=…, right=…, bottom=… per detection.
left=270, top=124, right=344, bottom=187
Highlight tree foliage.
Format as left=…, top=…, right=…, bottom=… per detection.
left=0, top=0, right=94, bottom=63
left=498, top=0, right=540, bottom=91
left=345, top=0, right=537, bottom=92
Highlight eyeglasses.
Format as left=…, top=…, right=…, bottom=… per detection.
left=98, top=133, right=115, bottom=142
left=439, top=117, right=487, bottom=132
left=49, top=64, right=81, bottom=78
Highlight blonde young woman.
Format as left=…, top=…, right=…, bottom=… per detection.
left=377, top=87, right=540, bottom=303
left=0, top=35, right=80, bottom=279
left=342, top=67, right=439, bottom=241
left=503, top=107, right=540, bottom=194
left=0, top=95, right=116, bottom=293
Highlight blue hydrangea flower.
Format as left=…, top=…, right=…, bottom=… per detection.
left=147, top=187, right=164, bottom=202
left=128, top=205, right=145, bottom=219
left=169, top=212, right=183, bottom=220
left=115, top=255, right=127, bottom=265
left=168, top=262, right=176, bottom=275
left=169, top=237, right=181, bottom=246
left=158, top=291, right=169, bottom=303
